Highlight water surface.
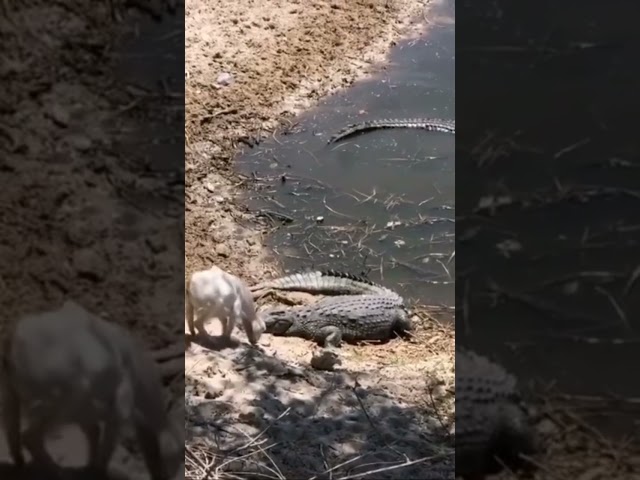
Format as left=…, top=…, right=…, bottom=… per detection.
left=237, top=0, right=455, bottom=312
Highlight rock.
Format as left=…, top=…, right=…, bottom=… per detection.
left=145, top=235, right=167, bottom=254
left=67, top=133, right=93, bottom=151
left=311, top=349, right=341, bottom=371
left=215, top=72, right=234, bottom=87
left=72, top=248, right=106, bottom=282
left=203, top=387, right=222, bottom=400
left=537, top=418, right=557, bottom=437
left=238, top=405, right=264, bottom=424
left=215, top=244, right=230, bottom=257
left=49, top=104, right=70, bottom=127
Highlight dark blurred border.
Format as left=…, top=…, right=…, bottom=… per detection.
left=456, top=0, right=640, bottom=478
left=0, top=1, right=184, bottom=477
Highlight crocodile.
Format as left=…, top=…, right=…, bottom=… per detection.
left=328, top=118, right=455, bottom=143
left=261, top=294, right=412, bottom=347
left=250, top=269, right=402, bottom=301
left=456, top=349, right=537, bottom=480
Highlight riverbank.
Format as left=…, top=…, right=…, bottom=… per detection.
left=185, top=0, right=433, bottom=282
left=185, top=1, right=640, bottom=479
left=185, top=1, right=457, bottom=479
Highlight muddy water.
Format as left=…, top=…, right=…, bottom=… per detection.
left=237, top=1, right=455, bottom=312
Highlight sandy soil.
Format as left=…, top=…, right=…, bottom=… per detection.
left=185, top=0, right=456, bottom=478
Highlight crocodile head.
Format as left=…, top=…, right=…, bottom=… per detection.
left=261, top=308, right=295, bottom=334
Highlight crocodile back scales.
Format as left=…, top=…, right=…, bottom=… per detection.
left=262, top=294, right=411, bottom=342
left=328, top=118, right=455, bottom=143
left=251, top=269, right=401, bottom=299
left=455, top=350, right=536, bottom=479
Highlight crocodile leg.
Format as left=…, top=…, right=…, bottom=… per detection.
left=318, top=326, right=343, bottom=348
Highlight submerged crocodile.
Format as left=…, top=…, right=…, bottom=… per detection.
left=456, top=349, right=537, bottom=479
left=261, top=294, right=412, bottom=347
left=328, top=118, right=455, bottom=143
left=251, top=270, right=410, bottom=346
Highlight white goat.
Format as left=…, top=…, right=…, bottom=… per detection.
left=0, top=300, right=182, bottom=480
left=186, top=266, right=265, bottom=345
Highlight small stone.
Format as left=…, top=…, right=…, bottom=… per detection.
left=67, top=134, right=93, bottom=151
left=215, top=72, right=234, bottom=87
left=537, top=418, right=557, bottom=437
left=145, top=236, right=167, bottom=254
left=385, top=221, right=402, bottom=229
left=72, top=248, right=106, bottom=282
left=430, top=384, right=447, bottom=398
left=203, top=383, right=223, bottom=399
left=215, top=244, right=230, bottom=257
left=238, top=405, right=264, bottom=424
left=49, top=104, right=70, bottom=127
left=311, top=349, right=341, bottom=371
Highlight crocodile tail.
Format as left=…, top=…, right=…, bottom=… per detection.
left=250, top=272, right=321, bottom=292
left=328, top=117, right=455, bottom=143
left=251, top=269, right=398, bottom=297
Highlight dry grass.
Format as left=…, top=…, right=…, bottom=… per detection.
left=494, top=395, right=640, bottom=479
left=185, top=414, right=453, bottom=480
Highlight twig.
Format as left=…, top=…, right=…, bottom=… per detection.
left=334, top=455, right=439, bottom=480
left=323, top=196, right=356, bottom=219
left=487, top=281, right=604, bottom=324
left=594, top=285, right=629, bottom=331
left=623, top=263, right=640, bottom=296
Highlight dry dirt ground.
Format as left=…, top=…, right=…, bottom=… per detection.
left=185, top=0, right=456, bottom=478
